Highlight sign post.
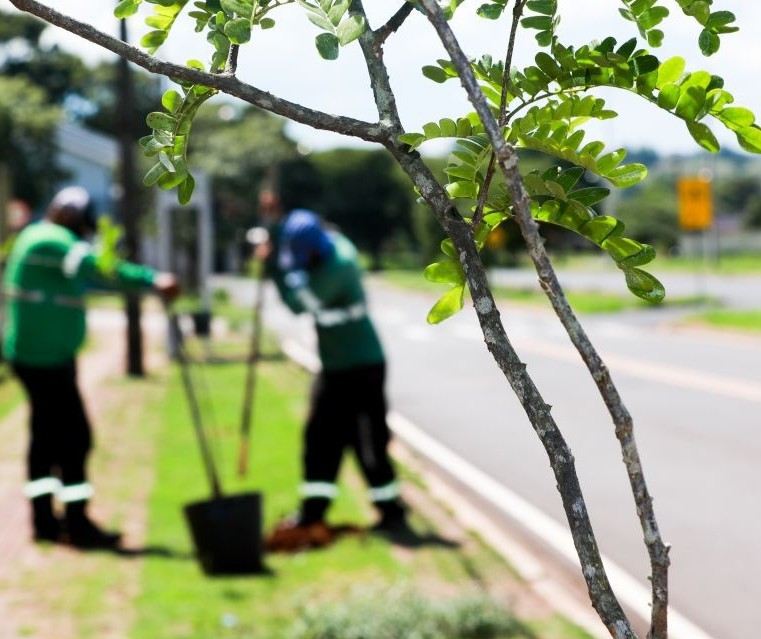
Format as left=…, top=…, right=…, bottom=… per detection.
left=678, top=175, right=714, bottom=298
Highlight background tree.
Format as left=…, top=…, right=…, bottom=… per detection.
left=313, top=149, right=412, bottom=270
left=615, top=176, right=680, bottom=251
left=187, top=101, right=296, bottom=268
left=11, top=1, right=761, bottom=636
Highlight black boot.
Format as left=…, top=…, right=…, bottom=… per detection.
left=31, top=495, right=61, bottom=542
left=373, top=499, right=410, bottom=533
left=64, top=501, right=121, bottom=549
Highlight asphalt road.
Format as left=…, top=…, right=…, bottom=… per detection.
left=213, top=270, right=761, bottom=639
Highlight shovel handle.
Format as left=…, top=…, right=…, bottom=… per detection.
left=168, top=309, right=224, bottom=499
left=238, top=266, right=265, bottom=477
left=237, top=434, right=250, bottom=476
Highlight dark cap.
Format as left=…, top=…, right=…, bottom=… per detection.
left=48, top=186, right=97, bottom=232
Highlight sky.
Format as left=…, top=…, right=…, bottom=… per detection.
left=2, top=0, right=760, bottom=157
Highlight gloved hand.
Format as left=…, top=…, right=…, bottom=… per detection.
left=153, top=272, right=181, bottom=302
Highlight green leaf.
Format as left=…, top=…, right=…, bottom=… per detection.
left=115, top=0, right=141, bottom=18
left=336, top=14, right=365, bottom=45
left=422, top=122, right=441, bottom=138
left=161, top=89, right=184, bottom=113
left=621, top=267, right=665, bottom=302
left=220, top=0, right=253, bottom=17
left=602, top=237, right=655, bottom=266
left=521, top=15, right=552, bottom=30
left=646, top=29, right=664, bottom=47
left=684, top=0, right=710, bottom=24
left=178, top=175, right=196, bottom=205
left=327, top=0, right=350, bottom=26
left=259, top=18, right=275, bottom=29
left=306, top=12, right=334, bottom=31
left=698, top=29, right=720, bottom=55
left=596, top=149, right=626, bottom=174
left=446, top=181, right=479, bottom=199
left=140, top=30, right=168, bottom=53
left=427, top=285, right=465, bottom=324
left=440, top=238, right=457, bottom=258
left=720, top=107, right=755, bottom=129
left=477, top=3, right=504, bottom=19
left=686, top=120, right=720, bottom=152
left=424, top=260, right=465, bottom=285
left=439, top=118, right=457, bottom=137
left=224, top=17, right=251, bottom=44
left=146, top=111, right=176, bottom=131
left=706, top=10, right=736, bottom=29
left=398, top=132, right=425, bottom=150
left=674, top=85, right=706, bottom=120
left=422, top=65, right=451, bottom=83
left=736, top=126, right=761, bottom=154
left=526, top=0, right=555, bottom=16
left=657, top=83, right=681, bottom=110
left=143, top=162, right=169, bottom=187
left=570, top=187, right=610, bottom=206
left=606, top=163, right=648, bottom=188
left=315, top=32, right=339, bottom=59
left=579, top=216, right=624, bottom=244
left=656, top=56, right=686, bottom=89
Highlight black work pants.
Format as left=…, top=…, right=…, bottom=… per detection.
left=13, top=360, right=92, bottom=486
left=301, top=363, right=397, bottom=520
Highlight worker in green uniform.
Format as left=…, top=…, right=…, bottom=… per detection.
left=255, top=164, right=408, bottom=551
left=3, top=186, right=180, bottom=548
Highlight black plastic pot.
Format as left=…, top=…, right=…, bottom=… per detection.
left=184, top=492, right=264, bottom=575
left=190, top=310, right=212, bottom=337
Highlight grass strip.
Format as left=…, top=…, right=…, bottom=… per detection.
left=130, top=335, right=592, bottom=638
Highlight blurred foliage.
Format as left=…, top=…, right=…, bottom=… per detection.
left=187, top=101, right=296, bottom=255
left=614, top=175, right=680, bottom=251
left=0, top=75, right=63, bottom=207
left=313, top=149, right=413, bottom=270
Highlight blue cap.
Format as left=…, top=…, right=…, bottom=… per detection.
left=278, top=209, right=334, bottom=272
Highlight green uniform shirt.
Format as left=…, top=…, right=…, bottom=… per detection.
left=271, top=226, right=384, bottom=372
left=2, top=221, right=156, bottom=367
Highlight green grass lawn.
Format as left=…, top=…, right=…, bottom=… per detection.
left=0, top=363, right=23, bottom=422
left=687, top=309, right=761, bottom=334
left=126, top=333, right=592, bottom=639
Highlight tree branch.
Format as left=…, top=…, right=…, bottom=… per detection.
left=350, top=17, right=635, bottom=634
left=419, top=2, right=670, bottom=637
left=375, top=2, right=415, bottom=44
left=7, top=0, right=388, bottom=143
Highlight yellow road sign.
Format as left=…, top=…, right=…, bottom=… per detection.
left=678, top=176, right=713, bottom=231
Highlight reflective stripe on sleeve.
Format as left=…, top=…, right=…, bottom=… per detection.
left=368, top=481, right=401, bottom=503
left=315, top=302, right=367, bottom=327
left=3, top=287, right=85, bottom=308
left=62, top=241, right=92, bottom=278
left=23, top=477, right=62, bottom=499
left=300, top=482, right=339, bottom=499
left=58, top=482, right=95, bottom=503
left=4, top=286, right=45, bottom=303
left=53, top=295, right=86, bottom=308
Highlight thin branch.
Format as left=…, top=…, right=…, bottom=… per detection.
left=419, top=2, right=670, bottom=638
left=7, top=0, right=388, bottom=143
left=498, top=0, right=526, bottom=127
left=226, top=43, right=240, bottom=75
left=351, top=23, right=633, bottom=632
left=375, top=2, right=415, bottom=43
left=471, top=0, right=527, bottom=229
